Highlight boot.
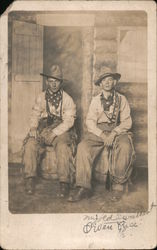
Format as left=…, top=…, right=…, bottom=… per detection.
left=25, top=177, right=35, bottom=195
left=68, top=186, right=92, bottom=202
left=59, top=182, right=69, bottom=198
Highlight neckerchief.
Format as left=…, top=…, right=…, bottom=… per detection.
left=45, top=88, right=62, bottom=109
left=100, top=91, right=120, bottom=124
left=100, top=92, right=114, bottom=111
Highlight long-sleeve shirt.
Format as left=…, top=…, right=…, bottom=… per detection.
left=86, top=91, right=132, bottom=137
left=30, top=90, right=76, bottom=136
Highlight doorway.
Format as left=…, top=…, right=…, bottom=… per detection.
left=43, top=26, right=83, bottom=137
left=9, top=17, right=93, bottom=160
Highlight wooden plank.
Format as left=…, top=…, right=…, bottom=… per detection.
left=132, top=111, right=147, bottom=125
left=11, top=21, right=43, bottom=154
left=95, top=27, right=117, bottom=40
left=94, top=40, right=117, bottom=54
left=14, top=74, right=41, bottom=82
left=129, top=101, right=147, bottom=111
left=13, top=20, right=40, bottom=36
left=94, top=52, right=117, bottom=68
left=12, top=25, right=43, bottom=75
left=116, top=82, right=147, bottom=97
left=132, top=133, right=147, bottom=143
left=134, top=142, right=148, bottom=154
left=81, top=27, right=93, bottom=134
left=95, top=12, right=147, bottom=27
left=134, top=157, right=148, bottom=168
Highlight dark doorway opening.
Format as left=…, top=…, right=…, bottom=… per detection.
left=44, top=26, right=83, bottom=139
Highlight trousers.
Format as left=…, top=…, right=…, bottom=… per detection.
left=23, top=131, right=74, bottom=183
left=75, top=132, right=135, bottom=189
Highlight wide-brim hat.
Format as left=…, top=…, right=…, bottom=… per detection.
left=95, top=67, right=121, bottom=86
left=40, top=65, right=63, bottom=81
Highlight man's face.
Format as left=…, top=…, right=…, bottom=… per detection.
left=46, top=77, right=62, bottom=93
left=100, top=76, right=116, bottom=92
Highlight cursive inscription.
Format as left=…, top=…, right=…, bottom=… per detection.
left=83, top=221, right=113, bottom=234
left=83, top=202, right=157, bottom=237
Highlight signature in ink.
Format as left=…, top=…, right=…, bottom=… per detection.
left=83, top=220, right=137, bottom=235
left=83, top=221, right=113, bottom=234
left=117, top=221, right=138, bottom=234
left=83, top=202, right=157, bottom=237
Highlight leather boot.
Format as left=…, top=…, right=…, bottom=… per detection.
left=59, top=182, right=69, bottom=198
left=68, top=187, right=92, bottom=202
left=25, top=177, right=35, bottom=195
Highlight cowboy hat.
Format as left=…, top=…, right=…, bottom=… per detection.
left=95, top=66, right=121, bottom=86
left=40, top=65, right=63, bottom=81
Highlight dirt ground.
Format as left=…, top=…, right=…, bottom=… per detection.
left=9, top=164, right=148, bottom=214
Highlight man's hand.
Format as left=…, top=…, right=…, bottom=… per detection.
left=100, top=131, right=107, bottom=142
left=40, top=127, right=49, bottom=139
left=40, top=128, right=56, bottom=145
left=105, top=131, right=117, bottom=147
left=44, top=131, right=56, bottom=145
left=100, top=131, right=117, bottom=148
left=29, top=127, right=37, bottom=139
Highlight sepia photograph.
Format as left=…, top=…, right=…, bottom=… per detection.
left=8, top=9, right=148, bottom=214
left=0, top=1, right=156, bottom=249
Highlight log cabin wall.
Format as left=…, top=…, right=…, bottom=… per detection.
left=8, top=12, right=148, bottom=168
left=92, top=11, right=147, bottom=168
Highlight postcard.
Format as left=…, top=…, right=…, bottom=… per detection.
left=0, top=1, right=156, bottom=249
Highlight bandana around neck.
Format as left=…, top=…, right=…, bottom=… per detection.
left=100, top=92, right=114, bottom=111
left=45, top=88, right=62, bottom=109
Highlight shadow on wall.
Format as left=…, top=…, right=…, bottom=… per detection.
left=43, top=26, right=83, bottom=139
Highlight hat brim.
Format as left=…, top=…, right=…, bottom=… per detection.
left=95, top=73, right=121, bottom=86
left=40, top=73, right=63, bottom=81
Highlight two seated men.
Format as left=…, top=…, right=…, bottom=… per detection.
left=23, top=65, right=135, bottom=201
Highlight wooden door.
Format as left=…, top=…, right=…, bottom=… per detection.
left=10, top=20, right=43, bottom=154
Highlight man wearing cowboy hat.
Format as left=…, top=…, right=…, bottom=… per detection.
left=23, top=65, right=77, bottom=197
left=68, top=67, right=135, bottom=202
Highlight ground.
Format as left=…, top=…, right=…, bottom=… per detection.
left=9, top=164, right=148, bottom=214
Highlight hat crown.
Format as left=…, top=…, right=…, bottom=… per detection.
left=48, top=65, right=63, bottom=79
left=99, top=66, right=115, bottom=77
left=94, top=66, right=121, bottom=86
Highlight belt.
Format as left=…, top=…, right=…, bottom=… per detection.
left=97, top=122, right=116, bottom=132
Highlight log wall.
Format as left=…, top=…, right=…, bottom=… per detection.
left=8, top=11, right=148, bottom=167
left=92, top=11, right=147, bottom=167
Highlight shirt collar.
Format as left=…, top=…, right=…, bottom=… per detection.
left=101, top=90, right=114, bottom=100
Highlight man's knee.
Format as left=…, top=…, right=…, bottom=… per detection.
left=55, top=132, right=70, bottom=145
left=55, top=142, right=69, bottom=153
left=116, top=134, right=131, bottom=152
left=77, top=140, right=89, bottom=154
